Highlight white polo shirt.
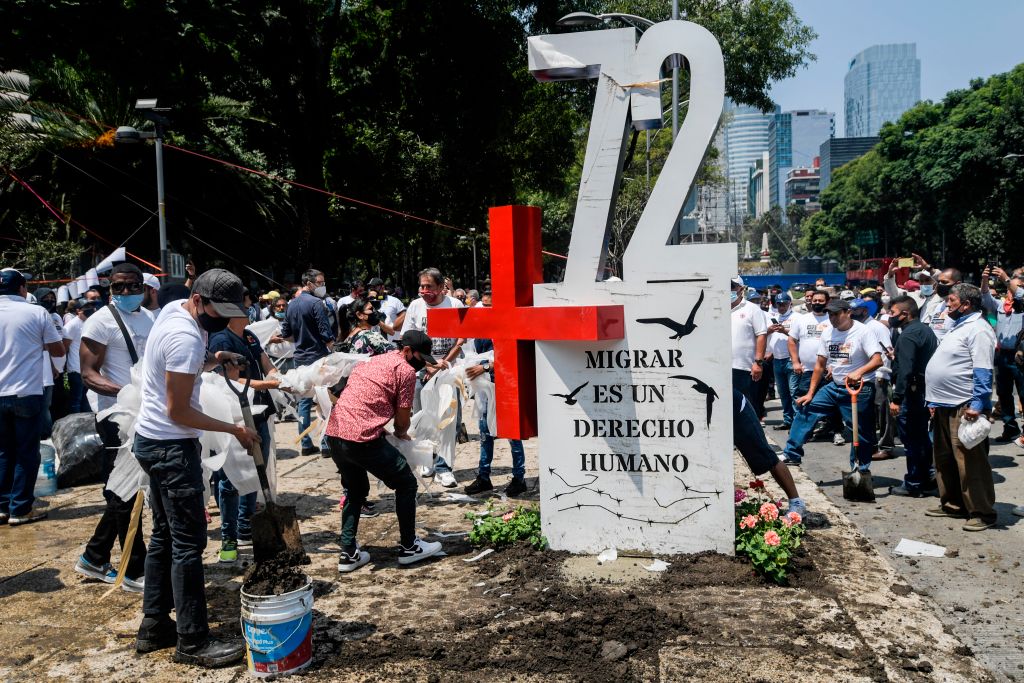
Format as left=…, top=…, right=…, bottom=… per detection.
left=0, top=295, right=61, bottom=397
left=730, top=300, right=768, bottom=370
left=767, top=310, right=794, bottom=359
left=135, top=300, right=207, bottom=441
left=82, top=304, right=154, bottom=411
left=62, top=315, right=85, bottom=374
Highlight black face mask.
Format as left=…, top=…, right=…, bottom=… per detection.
left=197, top=303, right=230, bottom=333
left=936, top=283, right=953, bottom=298
left=406, top=352, right=426, bottom=372
left=41, top=300, right=56, bottom=313
left=946, top=305, right=967, bottom=322
left=811, top=303, right=827, bottom=314
left=367, top=311, right=381, bottom=326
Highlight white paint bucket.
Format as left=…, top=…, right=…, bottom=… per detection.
left=240, top=577, right=314, bottom=677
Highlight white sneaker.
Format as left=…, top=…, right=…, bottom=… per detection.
left=122, top=575, right=145, bottom=594
left=398, top=538, right=443, bottom=565
left=833, top=433, right=846, bottom=446
left=434, top=471, right=457, bottom=488
left=1013, top=505, right=1024, bottom=517
left=338, top=547, right=371, bottom=573
left=418, top=465, right=435, bottom=478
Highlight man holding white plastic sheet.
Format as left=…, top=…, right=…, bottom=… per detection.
left=325, top=330, right=443, bottom=573
left=132, top=268, right=258, bottom=668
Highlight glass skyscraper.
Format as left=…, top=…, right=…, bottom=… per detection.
left=844, top=43, right=921, bottom=137
left=768, top=109, right=835, bottom=209
left=722, top=101, right=776, bottom=228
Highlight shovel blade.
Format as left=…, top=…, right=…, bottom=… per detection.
left=842, top=469, right=875, bottom=502
left=251, top=503, right=309, bottom=566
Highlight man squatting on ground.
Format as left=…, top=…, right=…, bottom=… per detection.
left=732, top=389, right=806, bottom=519
left=326, top=329, right=444, bottom=572
left=132, top=269, right=259, bottom=668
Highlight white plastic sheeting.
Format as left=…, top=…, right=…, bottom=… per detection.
left=247, top=318, right=295, bottom=360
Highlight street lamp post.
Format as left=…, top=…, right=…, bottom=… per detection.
left=115, top=98, right=171, bottom=273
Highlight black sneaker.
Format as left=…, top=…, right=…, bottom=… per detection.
left=994, top=424, right=1022, bottom=443
left=889, top=484, right=925, bottom=498
left=301, top=446, right=320, bottom=456
left=360, top=502, right=380, bottom=518
left=505, top=477, right=528, bottom=497
left=174, top=636, right=245, bottom=668
left=136, top=617, right=177, bottom=653
left=464, top=476, right=493, bottom=495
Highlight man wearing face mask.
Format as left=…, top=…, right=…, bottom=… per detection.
left=787, top=290, right=841, bottom=442
left=270, top=269, right=335, bottom=455
left=981, top=266, right=1024, bottom=444
left=850, top=298, right=896, bottom=460
left=767, top=293, right=797, bottom=430
left=729, top=277, right=767, bottom=407
left=926, top=268, right=963, bottom=341
left=924, top=283, right=998, bottom=531
left=886, top=296, right=938, bottom=496
left=883, top=254, right=944, bottom=325
left=325, top=330, right=443, bottom=572
left=77, top=263, right=155, bottom=593
left=132, top=268, right=258, bottom=666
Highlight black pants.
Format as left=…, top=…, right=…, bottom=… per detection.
left=133, top=435, right=208, bottom=638
left=327, top=435, right=418, bottom=552
left=83, top=418, right=146, bottom=579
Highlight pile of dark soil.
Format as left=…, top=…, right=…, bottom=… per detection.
left=315, top=534, right=856, bottom=682
left=243, top=556, right=310, bottom=596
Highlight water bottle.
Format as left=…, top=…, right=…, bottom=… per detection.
left=35, top=440, right=58, bottom=497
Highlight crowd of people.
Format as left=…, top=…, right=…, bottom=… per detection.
left=730, top=253, right=1024, bottom=531
left=2, top=250, right=1022, bottom=668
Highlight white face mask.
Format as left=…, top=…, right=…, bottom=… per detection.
left=881, top=295, right=891, bottom=305
left=313, top=285, right=327, bottom=299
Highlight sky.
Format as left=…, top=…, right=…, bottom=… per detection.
left=769, top=0, right=1024, bottom=135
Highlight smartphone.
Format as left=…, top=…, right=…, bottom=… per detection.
left=770, top=318, right=779, bottom=324
left=897, top=257, right=914, bottom=268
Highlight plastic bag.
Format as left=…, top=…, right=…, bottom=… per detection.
left=248, top=318, right=294, bottom=359
left=957, top=415, right=992, bottom=450
left=52, top=413, right=106, bottom=487
left=276, top=352, right=369, bottom=397
left=385, top=434, right=434, bottom=471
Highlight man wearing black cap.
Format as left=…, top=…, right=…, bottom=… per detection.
left=324, top=329, right=443, bottom=572
left=781, top=299, right=884, bottom=484
left=132, top=268, right=259, bottom=667
left=0, top=268, right=65, bottom=526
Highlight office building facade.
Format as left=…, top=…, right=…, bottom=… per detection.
left=722, top=100, right=775, bottom=227
left=768, top=109, right=835, bottom=210
left=818, top=136, right=879, bottom=190
left=844, top=43, right=921, bottom=137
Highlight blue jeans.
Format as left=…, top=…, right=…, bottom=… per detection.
left=133, top=434, right=209, bottom=638
left=297, top=396, right=315, bottom=449
left=896, top=391, right=933, bottom=489
left=67, top=371, right=88, bottom=414
left=0, top=394, right=44, bottom=516
left=213, top=420, right=268, bottom=539
left=773, top=358, right=796, bottom=425
left=478, top=418, right=525, bottom=480
left=39, top=385, right=54, bottom=440
left=783, top=382, right=876, bottom=470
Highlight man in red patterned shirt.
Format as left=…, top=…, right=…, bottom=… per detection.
left=325, top=330, right=443, bottom=572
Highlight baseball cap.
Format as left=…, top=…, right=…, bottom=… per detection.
left=143, top=272, right=161, bottom=290
left=191, top=268, right=248, bottom=318
left=263, top=290, right=281, bottom=300
left=730, top=275, right=744, bottom=288
left=839, top=289, right=855, bottom=301
left=903, top=279, right=921, bottom=292
left=774, top=293, right=792, bottom=303
left=859, top=287, right=875, bottom=295
left=368, top=277, right=384, bottom=287
left=746, top=287, right=760, bottom=300
left=0, top=268, right=29, bottom=294
left=913, top=270, right=933, bottom=282
left=826, top=299, right=851, bottom=313
left=397, top=330, right=438, bottom=365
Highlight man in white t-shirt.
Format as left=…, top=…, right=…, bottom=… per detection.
left=75, top=264, right=155, bottom=594
left=767, top=293, right=797, bottom=429
left=142, top=272, right=161, bottom=312
left=62, top=299, right=98, bottom=413
left=401, top=267, right=466, bottom=487
left=729, top=276, right=767, bottom=408
left=0, top=268, right=65, bottom=526
left=368, top=277, right=406, bottom=339
left=132, top=268, right=257, bottom=667
left=782, top=300, right=883, bottom=489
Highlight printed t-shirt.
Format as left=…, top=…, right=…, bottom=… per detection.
left=817, top=321, right=880, bottom=385
left=789, top=312, right=831, bottom=369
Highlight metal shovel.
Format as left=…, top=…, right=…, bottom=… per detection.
left=842, top=375, right=875, bottom=502
left=218, top=363, right=308, bottom=565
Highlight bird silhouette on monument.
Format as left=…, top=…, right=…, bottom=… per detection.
left=668, top=375, right=719, bottom=426
left=636, top=290, right=705, bottom=340
left=550, top=381, right=589, bottom=406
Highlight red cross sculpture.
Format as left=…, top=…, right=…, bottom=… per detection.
left=428, top=205, right=625, bottom=440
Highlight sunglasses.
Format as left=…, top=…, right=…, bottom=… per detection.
left=110, top=281, right=143, bottom=294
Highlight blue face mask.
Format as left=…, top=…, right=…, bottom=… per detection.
left=274, top=311, right=286, bottom=320
left=112, top=293, right=144, bottom=313
left=730, top=291, right=738, bottom=303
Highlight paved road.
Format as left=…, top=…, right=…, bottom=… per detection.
left=761, top=398, right=1024, bottom=683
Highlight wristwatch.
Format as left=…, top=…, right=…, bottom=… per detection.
left=754, top=359, right=766, bottom=367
